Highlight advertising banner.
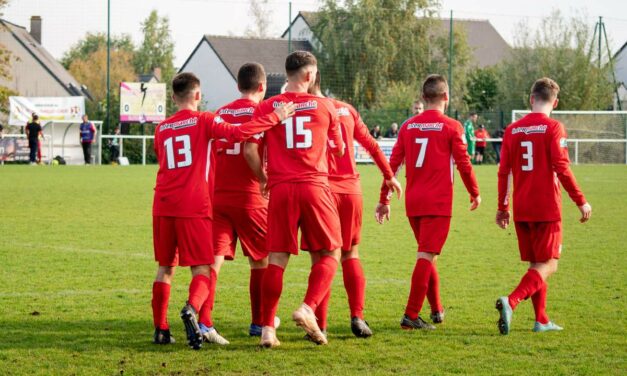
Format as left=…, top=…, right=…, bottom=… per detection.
left=120, top=82, right=166, bottom=123
left=9, top=96, right=85, bottom=126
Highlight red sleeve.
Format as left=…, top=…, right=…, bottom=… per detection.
left=208, top=110, right=281, bottom=142
left=353, top=109, right=393, bottom=180
left=551, top=122, right=586, bottom=206
left=451, top=123, right=480, bottom=198
left=326, top=104, right=344, bottom=155
left=379, top=126, right=406, bottom=204
left=497, top=130, right=512, bottom=211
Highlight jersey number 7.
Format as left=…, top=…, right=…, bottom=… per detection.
left=415, top=138, right=428, bottom=167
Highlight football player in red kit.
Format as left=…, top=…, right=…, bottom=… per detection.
left=495, top=77, right=592, bottom=334
left=195, top=63, right=275, bottom=345
left=303, top=72, right=402, bottom=339
left=245, top=51, right=356, bottom=348
left=376, top=74, right=481, bottom=330
left=150, top=72, right=294, bottom=350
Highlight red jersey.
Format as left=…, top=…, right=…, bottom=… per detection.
left=253, top=92, right=343, bottom=188
left=475, top=128, right=489, bottom=147
left=498, top=112, right=586, bottom=222
left=153, top=109, right=280, bottom=218
left=380, top=109, right=479, bottom=217
left=213, top=98, right=266, bottom=209
left=328, top=99, right=394, bottom=194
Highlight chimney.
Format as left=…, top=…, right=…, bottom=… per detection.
left=153, top=67, right=162, bottom=82
left=30, top=16, right=42, bottom=44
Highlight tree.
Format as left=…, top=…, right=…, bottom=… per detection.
left=61, top=33, right=134, bottom=69
left=311, top=0, right=473, bottom=111
left=496, top=10, right=614, bottom=112
left=464, top=67, right=499, bottom=111
left=134, top=10, right=175, bottom=81
left=134, top=10, right=176, bottom=114
left=67, top=45, right=137, bottom=129
left=245, top=0, right=272, bottom=38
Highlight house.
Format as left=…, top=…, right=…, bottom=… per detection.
left=178, top=35, right=312, bottom=110
left=613, top=41, right=627, bottom=109
left=281, top=11, right=512, bottom=68
left=0, top=16, right=89, bottom=98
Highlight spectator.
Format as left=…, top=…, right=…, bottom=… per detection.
left=109, top=126, right=121, bottom=163
left=463, top=112, right=477, bottom=161
left=412, top=100, right=424, bottom=115
left=25, top=113, right=43, bottom=165
left=79, top=114, right=97, bottom=164
left=492, top=126, right=505, bottom=164
left=385, top=122, right=399, bottom=138
left=474, top=124, right=490, bottom=165
left=370, top=124, right=382, bottom=139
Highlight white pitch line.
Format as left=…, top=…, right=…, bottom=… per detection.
left=0, top=242, right=150, bottom=259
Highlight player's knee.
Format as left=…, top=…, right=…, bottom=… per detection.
left=341, top=246, right=359, bottom=262
left=249, top=257, right=268, bottom=269
left=417, top=252, right=435, bottom=262
left=321, top=248, right=341, bottom=262
left=191, top=264, right=211, bottom=277
left=156, top=266, right=175, bottom=282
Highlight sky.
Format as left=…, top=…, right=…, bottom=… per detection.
left=4, top=0, right=627, bottom=68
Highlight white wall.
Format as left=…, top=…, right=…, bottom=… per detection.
left=283, top=16, right=321, bottom=50
left=179, top=39, right=239, bottom=111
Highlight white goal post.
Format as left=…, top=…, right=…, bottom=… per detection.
left=511, top=110, right=627, bottom=165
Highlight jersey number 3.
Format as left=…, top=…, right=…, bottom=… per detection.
left=164, top=135, right=192, bottom=169
left=521, top=141, right=533, bottom=171
left=283, top=116, right=312, bottom=149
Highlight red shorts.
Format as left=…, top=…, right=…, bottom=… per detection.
left=301, top=192, right=362, bottom=252
left=408, top=216, right=451, bottom=254
left=213, top=205, right=269, bottom=261
left=267, top=183, right=342, bottom=255
left=514, top=221, right=562, bottom=263
left=152, top=216, right=214, bottom=267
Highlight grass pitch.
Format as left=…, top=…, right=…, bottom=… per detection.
left=0, top=164, right=625, bottom=375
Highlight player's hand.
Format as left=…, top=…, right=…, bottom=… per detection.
left=274, top=102, right=296, bottom=121
left=259, top=177, right=269, bottom=199
left=375, top=203, right=391, bottom=224
left=470, top=195, right=481, bottom=211
left=385, top=177, right=403, bottom=199
left=495, top=210, right=510, bottom=229
left=578, top=202, right=592, bottom=223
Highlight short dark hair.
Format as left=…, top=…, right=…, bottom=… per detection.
left=469, top=111, right=477, bottom=116
left=285, top=51, right=317, bottom=76
left=172, top=72, right=201, bottom=99
left=237, top=62, right=266, bottom=93
left=531, top=77, right=560, bottom=102
left=32, top=114, right=39, bottom=121
left=422, top=74, right=448, bottom=103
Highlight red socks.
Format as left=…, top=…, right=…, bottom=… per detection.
left=188, top=274, right=211, bottom=312
left=304, top=256, right=339, bottom=311
left=315, top=290, right=331, bottom=330
left=531, top=281, right=549, bottom=324
left=198, top=268, right=218, bottom=327
left=249, top=268, right=266, bottom=326
left=508, top=269, right=544, bottom=310
left=342, top=258, right=366, bottom=319
left=427, top=264, right=443, bottom=314
left=152, top=281, right=171, bottom=330
left=261, top=264, right=285, bottom=327
left=405, top=258, right=433, bottom=320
